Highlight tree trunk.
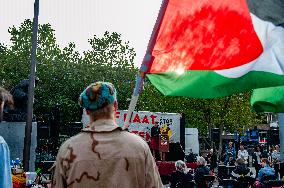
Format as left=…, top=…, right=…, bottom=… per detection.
left=217, top=97, right=231, bottom=161
left=218, top=124, right=225, bottom=161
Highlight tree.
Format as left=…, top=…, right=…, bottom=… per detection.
left=82, top=31, right=137, bottom=110
left=0, top=20, right=137, bottom=124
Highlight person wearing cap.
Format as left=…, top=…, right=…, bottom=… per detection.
left=52, top=82, right=163, bottom=188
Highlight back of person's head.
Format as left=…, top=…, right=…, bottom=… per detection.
left=235, top=158, right=245, bottom=166
left=79, top=82, right=117, bottom=120
left=175, top=160, right=187, bottom=172
left=261, top=158, right=270, bottom=167
left=197, top=156, right=206, bottom=166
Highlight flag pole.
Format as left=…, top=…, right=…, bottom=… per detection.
left=123, top=0, right=169, bottom=128
left=23, top=0, right=39, bottom=171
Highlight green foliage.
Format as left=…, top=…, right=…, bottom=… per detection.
left=138, top=80, right=263, bottom=136
left=0, top=19, right=263, bottom=134
left=1, top=19, right=136, bottom=124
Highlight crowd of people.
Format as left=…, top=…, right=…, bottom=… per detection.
left=185, top=142, right=281, bottom=187
left=220, top=142, right=281, bottom=179
left=165, top=142, right=282, bottom=187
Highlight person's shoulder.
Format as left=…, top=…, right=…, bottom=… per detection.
left=0, top=136, right=6, bottom=144
left=205, top=166, right=210, bottom=172
left=57, top=133, right=85, bottom=153
left=121, top=131, right=148, bottom=144
left=259, top=167, right=265, bottom=173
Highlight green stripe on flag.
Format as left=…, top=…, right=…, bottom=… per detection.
left=147, top=71, right=284, bottom=98
left=251, top=86, right=284, bottom=112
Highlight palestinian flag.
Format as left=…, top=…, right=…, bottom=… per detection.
left=251, top=86, right=284, bottom=113
left=146, top=0, right=284, bottom=98
left=249, top=1, right=284, bottom=113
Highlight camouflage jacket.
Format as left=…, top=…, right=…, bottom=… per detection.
left=52, top=119, right=162, bottom=188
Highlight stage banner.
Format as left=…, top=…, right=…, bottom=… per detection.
left=82, top=110, right=181, bottom=143
left=115, top=110, right=181, bottom=143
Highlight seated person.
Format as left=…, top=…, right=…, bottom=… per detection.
left=170, top=160, right=193, bottom=188
left=231, top=158, right=254, bottom=179
left=258, top=158, right=276, bottom=182
left=238, top=145, right=249, bottom=165
left=186, top=149, right=196, bottom=163
left=224, top=142, right=236, bottom=165
left=194, top=156, right=210, bottom=188
left=253, top=158, right=276, bottom=188
left=227, top=155, right=236, bottom=166
left=206, top=149, right=217, bottom=172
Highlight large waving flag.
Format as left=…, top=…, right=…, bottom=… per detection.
left=249, top=0, right=284, bottom=113
left=146, top=0, right=284, bottom=98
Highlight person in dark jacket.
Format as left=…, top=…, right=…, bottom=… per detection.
left=170, top=160, right=193, bottom=188
left=9, top=77, right=39, bottom=113
left=227, top=154, right=236, bottom=166
left=231, top=158, right=254, bottom=179
left=194, top=156, right=210, bottom=188
left=150, top=122, right=160, bottom=160
left=206, top=149, right=217, bottom=172
left=252, top=145, right=264, bottom=178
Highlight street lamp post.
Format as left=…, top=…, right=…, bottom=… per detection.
left=23, top=0, right=39, bottom=171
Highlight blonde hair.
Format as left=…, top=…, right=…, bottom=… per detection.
left=235, top=158, right=245, bottom=166
left=197, top=156, right=206, bottom=166
left=175, top=160, right=187, bottom=173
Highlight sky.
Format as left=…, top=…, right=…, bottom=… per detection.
left=0, top=0, right=162, bottom=67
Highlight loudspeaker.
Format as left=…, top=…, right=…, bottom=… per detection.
left=166, top=143, right=185, bottom=161
left=211, top=128, right=220, bottom=142
left=268, top=128, right=279, bottom=145
left=37, top=122, right=50, bottom=139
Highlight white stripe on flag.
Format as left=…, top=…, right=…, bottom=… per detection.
left=215, top=13, right=284, bottom=78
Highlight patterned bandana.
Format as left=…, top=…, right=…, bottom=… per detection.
left=79, top=82, right=117, bottom=110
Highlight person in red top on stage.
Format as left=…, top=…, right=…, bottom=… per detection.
left=151, top=122, right=160, bottom=160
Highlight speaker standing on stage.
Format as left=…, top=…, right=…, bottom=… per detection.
left=150, top=122, right=160, bottom=160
